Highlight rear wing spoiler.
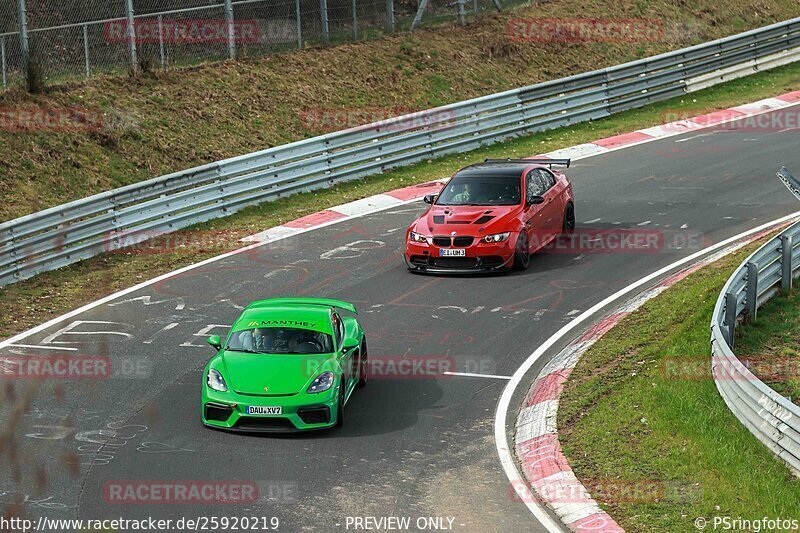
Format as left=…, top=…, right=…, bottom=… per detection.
left=249, top=298, right=358, bottom=315
left=484, top=158, right=571, bottom=169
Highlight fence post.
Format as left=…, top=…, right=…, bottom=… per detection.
left=82, top=25, right=90, bottom=78
left=16, top=0, right=29, bottom=77
left=746, top=262, right=759, bottom=322
left=295, top=0, right=302, bottom=48
left=725, top=291, right=737, bottom=348
left=224, top=0, right=235, bottom=59
left=1, top=35, right=6, bottom=88
left=411, top=0, right=429, bottom=30
left=492, top=0, right=502, bottom=11
left=124, top=0, right=137, bottom=74
left=319, top=0, right=330, bottom=44
left=781, top=234, right=794, bottom=291
left=352, top=0, right=357, bottom=40
left=456, top=0, right=466, bottom=26
left=158, top=15, right=165, bottom=69
left=385, top=0, right=394, bottom=32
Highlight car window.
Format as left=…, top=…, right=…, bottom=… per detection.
left=538, top=169, right=556, bottom=191
left=527, top=170, right=546, bottom=197
left=332, top=313, right=343, bottom=347
left=435, top=175, right=521, bottom=206
left=226, top=327, right=333, bottom=354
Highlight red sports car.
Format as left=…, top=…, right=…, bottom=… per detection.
left=404, top=159, right=575, bottom=273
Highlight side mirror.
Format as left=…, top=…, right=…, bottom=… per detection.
left=423, top=194, right=436, bottom=205
left=527, top=195, right=545, bottom=206
left=208, top=335, right=222, bottom=350
left=341, top=338, right=360, bottom=352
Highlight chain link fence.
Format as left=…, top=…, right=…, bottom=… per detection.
left=0, top=0, right=524, bottom=91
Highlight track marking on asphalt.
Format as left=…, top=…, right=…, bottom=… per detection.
left=583, top=218, right=602, bottom=224
left=443, top=372, right=512, bottom=380
left=4, top=344, right=78, bottom=351
left=495, top=210, right=800, bottom=533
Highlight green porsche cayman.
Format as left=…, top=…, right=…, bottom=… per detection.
left=201, top=297, right=368, bottom=432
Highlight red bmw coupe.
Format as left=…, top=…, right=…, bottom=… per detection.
left=404, top=159, right=575, bottom=273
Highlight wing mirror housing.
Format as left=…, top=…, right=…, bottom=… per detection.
left=423, top=194, right=436, bottom=205
left=342, top=338, right=360, bottom=352
left=527, top=195, right=545, bottom=206
left=208, top=335, right=222, bottom=350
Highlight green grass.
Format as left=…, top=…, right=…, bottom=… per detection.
left=1, top=59, right=800, bottom=340
left=557, top=240, right=800, bottom=532
left=736, top=287, right=800, bottom=403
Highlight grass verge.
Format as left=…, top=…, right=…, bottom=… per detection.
left=1, top=0, right=798, bottom=221
left=736, top=285, right=800, bottom=405
left=1, top=61, right=800, bottom=340
left=557, top=237, right=800, bottom=532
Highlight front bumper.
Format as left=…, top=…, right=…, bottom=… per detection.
left=404, top=236, right=516, bottom=273
left=202, top=385, right=339, bottom=433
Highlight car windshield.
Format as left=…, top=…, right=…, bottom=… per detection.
left=436, top=175, right=521, bottom=206
left=226, top=327, right=334, bottom=354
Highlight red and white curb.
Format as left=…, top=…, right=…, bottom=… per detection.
left=511, top=225, right=784, bottom=532
left=241, top=89, right=800, bottom=245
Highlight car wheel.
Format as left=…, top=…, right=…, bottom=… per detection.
left=357, top=340, right=368, bottom=388
left=562, top=203, right=575, bottom=235
left=335, top=378, right=346, bottom=427
left=513, top=232, right=530, bottom=271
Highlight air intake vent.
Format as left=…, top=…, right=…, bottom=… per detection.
left=474, top=216, right=494, bottom=224
left=433, top=215, right=445, bottom=224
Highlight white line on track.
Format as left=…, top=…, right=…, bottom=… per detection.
left=443, top=371, right=512, bottom=380
left=494, top=210, right=800, bottom=533
left=4, top=344, right=78, bottom=351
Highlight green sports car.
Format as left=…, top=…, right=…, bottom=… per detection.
left=201, top=297, right=368, bottom=432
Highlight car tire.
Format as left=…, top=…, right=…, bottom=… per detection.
left=513, top=232, right=530, bottom=271
left=335, top=378, right=346, bottom=427
left=357, top=340, right=368, bottom=388
left=562, top=202, right=575, bottom=235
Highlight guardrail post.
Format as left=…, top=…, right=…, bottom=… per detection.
left=1, top=35, right=7, bottom=88
left=16, top=0, right=29, bottom=78
left=456, top=0, right=466, bottom=26
left=724, top=291, right=737, bottom=348
left=124, top=0, right=137, bottom=74
left=296, top=0, right=303, bottom=48
left=781, top=234, right=794, bottom=291
left=385, top=0, right=394, bottom=32
left=746, top=262, right=759, bottom=322
left=82, top=25, right=90, bottom=78
left=411, top=0, right=429, bottom=30
left=319, top=0, right=330, bottom=44
left=224, top=0, right=236, bottom=59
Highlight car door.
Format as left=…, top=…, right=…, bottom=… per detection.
left=524, top=169, right=547, bottom=250
left=537, top=168, right=562, bottom=240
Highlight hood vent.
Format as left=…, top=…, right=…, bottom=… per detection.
left=433, top=215, right=445, bottom=224
left=474, top=215, right=495, bottom=224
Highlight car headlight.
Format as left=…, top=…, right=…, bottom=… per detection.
left=409, top=231, right=429, bottom=243
left=207, top=369, right=228, bottom=392
left=307, top=372, right=334, bottom=394
left=483, top=232, right=510, bottom=243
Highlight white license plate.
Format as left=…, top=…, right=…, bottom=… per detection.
left=246, top=406, right=282, bottom=416
left=440, top=248, right=466, bottom=257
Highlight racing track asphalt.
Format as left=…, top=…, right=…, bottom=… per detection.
left=1, top=105, right=799, bottom=533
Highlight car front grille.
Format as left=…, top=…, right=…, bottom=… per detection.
left=432, top=236, right=451, bottom=247
left=453, top=236, right=474, bottom=247
left=234, top=418, right=296, bottom=431
left=204, top=403, right=234, bottom=422
left=297, top=406, right=330, bottom=425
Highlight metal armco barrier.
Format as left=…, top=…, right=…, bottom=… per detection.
left=1, top=18, right=800, bottom=286
left=711, top=175, right=800, bottom=475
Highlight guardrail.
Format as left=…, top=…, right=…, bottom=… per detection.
left=711, top=170, right=800, bottom=474
left=2, top=17, right=800, bottom=286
